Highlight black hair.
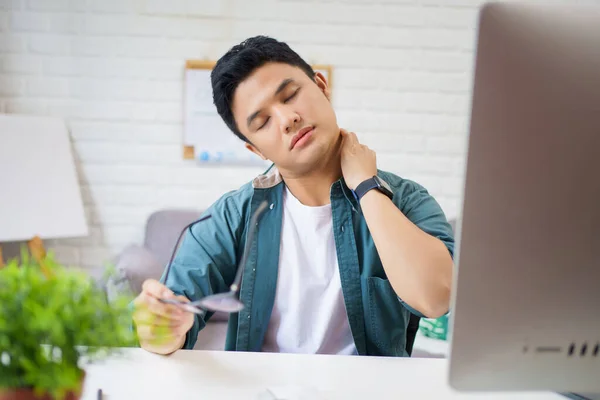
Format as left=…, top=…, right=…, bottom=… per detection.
left=211, top=35, right=316, bottom=143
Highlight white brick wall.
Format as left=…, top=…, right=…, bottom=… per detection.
left=1, top=0, right=596, bottom=271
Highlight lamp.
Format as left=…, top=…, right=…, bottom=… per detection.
left=0, top=114, right=88, bottom=265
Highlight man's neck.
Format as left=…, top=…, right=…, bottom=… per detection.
left=281, top=153, right=343, bottom=207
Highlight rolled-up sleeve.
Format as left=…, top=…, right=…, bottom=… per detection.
left=395, top=180, right=455, bottom=259
left=392, top=178, right=455, bottom=318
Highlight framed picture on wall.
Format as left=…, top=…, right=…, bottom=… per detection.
left=182, top=60, right=333, bottom=164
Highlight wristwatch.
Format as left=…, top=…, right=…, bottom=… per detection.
left=353, top=176, right=394, bottom=202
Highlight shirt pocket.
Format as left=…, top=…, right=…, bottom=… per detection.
left=366, top=276, right=411, bottom=357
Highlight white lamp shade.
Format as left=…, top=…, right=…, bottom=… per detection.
left=0, top=114, right=88, bottom=242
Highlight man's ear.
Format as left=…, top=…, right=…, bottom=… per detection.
left=314, top=71, right=331, bottom=101
left=245, top=142, right=267, bottom=160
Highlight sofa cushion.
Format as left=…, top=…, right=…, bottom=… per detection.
left=114, top=244, right=164, bottom=295
left=194, top=321, right=228, bottom=350
left=144, top=209, right=202, bottom=268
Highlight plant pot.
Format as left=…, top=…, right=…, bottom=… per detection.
left=0, top=388, right=80, bottom=400
left=0, top=372, right=86, bottom=400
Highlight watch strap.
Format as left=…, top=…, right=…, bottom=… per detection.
left=353, top=177, right=381, bottom=201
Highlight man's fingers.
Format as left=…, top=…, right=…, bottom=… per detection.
left=138, top=323, right=189, bottom=340
left=142, top=279, right=174, bottom=299
left=149, top=296, right=185, bottom=320
left=340, top=128, right=352, bottom=142
left=137, top=324, right=176, bottom=340
left=134, top=283, right=194, bottom=352
left=348, top=130, right=359, bottom=144
left=340, top=129, right=352, bottom=150
left=133, top=309, right=183, bottom=327
left=340, top=128, right=359, bottom=148
left=339, top=129, right=348, bottom=144
left=133, top=294, right=145, bottom=308
left=139, top=295, right=185, bottom=320
left=174, top=295, right=190, bottom=303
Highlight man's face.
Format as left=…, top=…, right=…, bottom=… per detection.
left=231, top=62, right=339, bottom=176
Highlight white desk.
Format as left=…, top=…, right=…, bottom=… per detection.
left=79, top=348, right=565, bottom=400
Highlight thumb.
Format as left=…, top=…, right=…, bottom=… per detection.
left=339, top=129, right=350, bottom=147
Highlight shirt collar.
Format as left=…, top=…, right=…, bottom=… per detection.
left=252, top=164, right=362, bottom=210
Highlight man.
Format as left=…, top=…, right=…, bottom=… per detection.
left=132, top=36, right=455, bottom=357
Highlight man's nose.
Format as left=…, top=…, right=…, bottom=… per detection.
left=276, top=107, right=300, bottom=134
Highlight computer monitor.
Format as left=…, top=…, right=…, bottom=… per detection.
left=448, top=2, right=600, bottom=397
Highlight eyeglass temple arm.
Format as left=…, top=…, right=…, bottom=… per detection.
left=230, top=201, right=269, bottom=293
left=162, top=201, right=269, bottom=293
left=162, top=214, right=213, bottom=285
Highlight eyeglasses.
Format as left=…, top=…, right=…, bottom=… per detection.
left=158, top=200, right=269, bottom=314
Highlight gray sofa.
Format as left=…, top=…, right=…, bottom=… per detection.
left=114, top=209, right=228, bottom=350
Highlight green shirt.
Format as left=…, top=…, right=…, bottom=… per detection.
left=161, top=166, right=454, bottom=357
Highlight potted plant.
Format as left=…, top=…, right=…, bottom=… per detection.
left=0, top=247, right=138, bottom=400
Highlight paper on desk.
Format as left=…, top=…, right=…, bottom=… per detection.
left=256, top=385, right=322, bottom=400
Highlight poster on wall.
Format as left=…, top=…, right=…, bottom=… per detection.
left=183, top=60, right=333, bottom=165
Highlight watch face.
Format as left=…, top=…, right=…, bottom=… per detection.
left=373, top=176, right=389, bottom=190
left=374, top=176, right=394, bottom=197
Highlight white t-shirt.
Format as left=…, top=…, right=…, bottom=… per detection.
left=261, top=186, right=357, bottom=355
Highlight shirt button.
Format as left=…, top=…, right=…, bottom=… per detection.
left=341, top=226, right=344, bottom=232
left=270, top=203, right=274, bottom=210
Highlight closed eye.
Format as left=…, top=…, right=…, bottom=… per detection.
left=258, top=117, right=270, bottom=130
left=284, top=88, right=300, bottom=103
left=256, top=88, right=299, bottom=130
